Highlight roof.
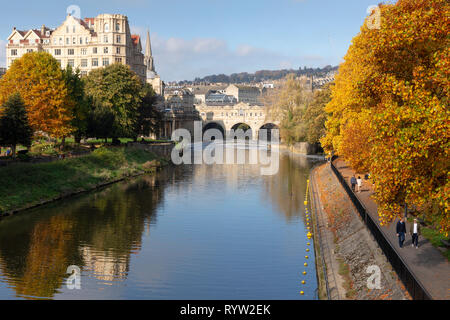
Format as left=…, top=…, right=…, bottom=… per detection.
left=192, top=85, right=227, bottom=95
left=131, top=35, right=140, bottom=46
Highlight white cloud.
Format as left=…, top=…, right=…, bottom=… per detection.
left=130, top=26, right=326, bottom=81
left=0, top=40, right=6, bottom=68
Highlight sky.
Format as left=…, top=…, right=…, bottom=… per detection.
left=0, top=0, right=383, bottom=81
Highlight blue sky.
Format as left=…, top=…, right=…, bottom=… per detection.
left=0, top=0, right=383, bottom=81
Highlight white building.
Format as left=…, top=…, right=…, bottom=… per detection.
left=6, top=13, right=148, bottom=81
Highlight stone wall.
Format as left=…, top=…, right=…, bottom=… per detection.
left=127, top=142, right=175, bottom=160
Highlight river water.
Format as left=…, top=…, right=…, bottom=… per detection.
left=0, top=147, right=321, bottom=300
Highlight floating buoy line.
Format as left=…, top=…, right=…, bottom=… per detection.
left=300, top=178, right=312, bottom=297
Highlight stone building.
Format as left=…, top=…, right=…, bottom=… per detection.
left=225, top=84, right=261, bottom=104
left=6, top=13, right=147, bottom=81
left=0, top=67, right=5, bottom=78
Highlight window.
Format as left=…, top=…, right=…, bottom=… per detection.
left=68, top=49, right=74, bottom=55
left=27, top=49, right=33, bottom=53
left=102, top=58, right=109, bottom=66
left=92, top=58, right=98, bottom=67
left=11, top=49, right=17, bottom=56
left=73, top=26, right=76, bottom=33
left=68, top=59, right=74, bottom=67
left=56, top=59, right=61, bottom=65
left=81, top=71, right=88, bottom=76
left=115, top=57, right=122, bottom=63
left=79, top=37, right=83, bottom=44
left=104, top=23, right=109, bottom=32
left=72, top=37, right=76, bottom=45
left=66, top=26, right=69, bottom=33
left=53, top=38, right=57, bottom=45
left=86, top=37, right=89, bottom=44
left=81, top=48, right=87, bottom=55
left=104, top=35, right=108, bottom=43
left=116, top=35, right=121, bottom=44
left=104, top=47, right=109, bottom=54
left=54, top=49, right=61, bottom=55
left=115, top=22, right=120, bottom=31
left=81, top=59, right=88, bottom=67
left=116, top=47, right=121, bottom=54
left=59, top=37, right=63, bottom=45
left=93, top=47, right=97, bottom=54
left=66, top=38, right=70, bottom=45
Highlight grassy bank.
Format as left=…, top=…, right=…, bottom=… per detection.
left=0, top=147, right=165, bottom=214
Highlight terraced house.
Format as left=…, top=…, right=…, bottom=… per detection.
left=5, top=13, right=147, bottom=81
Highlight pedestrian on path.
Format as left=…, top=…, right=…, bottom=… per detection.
left=396, top=217, right=407, bottom=248
left=410, top=218, right=421, bottom=249
left=350, top=175, right=357, bottom=192
left=356, top=176, right=362, bottom=193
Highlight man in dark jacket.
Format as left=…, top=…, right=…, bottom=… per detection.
left=350, top=176, right=357, bottom=192
left=396, top=217, right=407, bottom=248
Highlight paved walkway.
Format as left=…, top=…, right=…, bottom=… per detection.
left=333, top=159, right=450, bottom=300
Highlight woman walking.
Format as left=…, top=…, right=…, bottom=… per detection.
left=357, top=176, right=362, bottom=193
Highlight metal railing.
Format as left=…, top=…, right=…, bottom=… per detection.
left=330, top=158, right=432, bottom=300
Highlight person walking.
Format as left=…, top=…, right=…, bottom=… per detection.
left=410, top=218, right=421, bottom=249
left=356, top=176, right=363, bottom=193
left=396, top=217, right=407, bottom=248
left=350, top=175, right=357, bottom=192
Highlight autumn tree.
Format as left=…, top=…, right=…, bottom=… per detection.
left=321, top=0, right=449, bottom=234
left=84, top=64, right=144, bottom=142
left=0, top=93, right=33, bottom=157
left=303, top=84, right=331, bottom=144
left=0, top=52, right=74, bottom=139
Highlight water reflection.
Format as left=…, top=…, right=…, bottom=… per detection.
left=0, top=151, right=320, bottom=300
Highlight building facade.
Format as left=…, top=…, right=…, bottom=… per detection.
left=6, top=13, right=147, bottom=81
left=225, top=84, right=261, bottom=104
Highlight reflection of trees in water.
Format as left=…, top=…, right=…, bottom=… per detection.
left=263, top=153, right=312, bottom=221
left=0, top=167, right=184, bottom=299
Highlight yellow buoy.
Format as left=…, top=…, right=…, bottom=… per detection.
left=300, top=291, right=304, bottom=295
left=307, top=232, right=312, bottom=239
left=301, top=280, right=305, bottom=284
left=305, top=256, right=309, bottom=259
left=307, top=242, right=311, bottom=246
left=304, top=262, right=308, bottom=267
left=304, top=201, right=307, bottom=206
left=306, top=248, right=310, bottom=252
left=302, top=271, right=307, bottom=275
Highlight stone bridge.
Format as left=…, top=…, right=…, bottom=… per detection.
left=195, top=102, right=279, bottom=140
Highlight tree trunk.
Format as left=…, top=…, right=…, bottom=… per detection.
left=12, top=145, right=16, bottom=158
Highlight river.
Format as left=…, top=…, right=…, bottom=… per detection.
left=0, top=147, right=321, bottom=300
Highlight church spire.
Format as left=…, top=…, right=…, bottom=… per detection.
left=145, top=29, right=155, bottom=73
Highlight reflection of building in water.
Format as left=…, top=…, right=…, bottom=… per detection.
left=80, top=246, right=129, bottom=282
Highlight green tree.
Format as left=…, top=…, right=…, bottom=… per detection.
left=0, top=93, right=33, bottom=157
left=303, top=84, right=332, bottom=144
left=135, top=83, right=161, bottom=140
left=63, top=66, right=89, bottom=144
left=84, top=64, right=144, bottom=141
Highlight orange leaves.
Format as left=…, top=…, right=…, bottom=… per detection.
left=0, top=52, right=74, bottom=139
left=322, top=0, right=450, bottom=234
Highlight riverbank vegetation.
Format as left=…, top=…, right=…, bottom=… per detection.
left=321, top=0, right=449, bottom=235
left=0, top=52, right=161, bottom=158
left=0, top=147, right=164, bottom=214
left=264, top=75, right=331, bottom=146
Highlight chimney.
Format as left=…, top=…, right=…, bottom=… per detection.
left=13, top=27, right=16, bottom=31
left=41, top=24, right=45, bottom=35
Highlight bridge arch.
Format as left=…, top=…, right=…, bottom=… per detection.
left=202, top=122, right=225, bottom=141
left=258, top=123, right=280, bottom=141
